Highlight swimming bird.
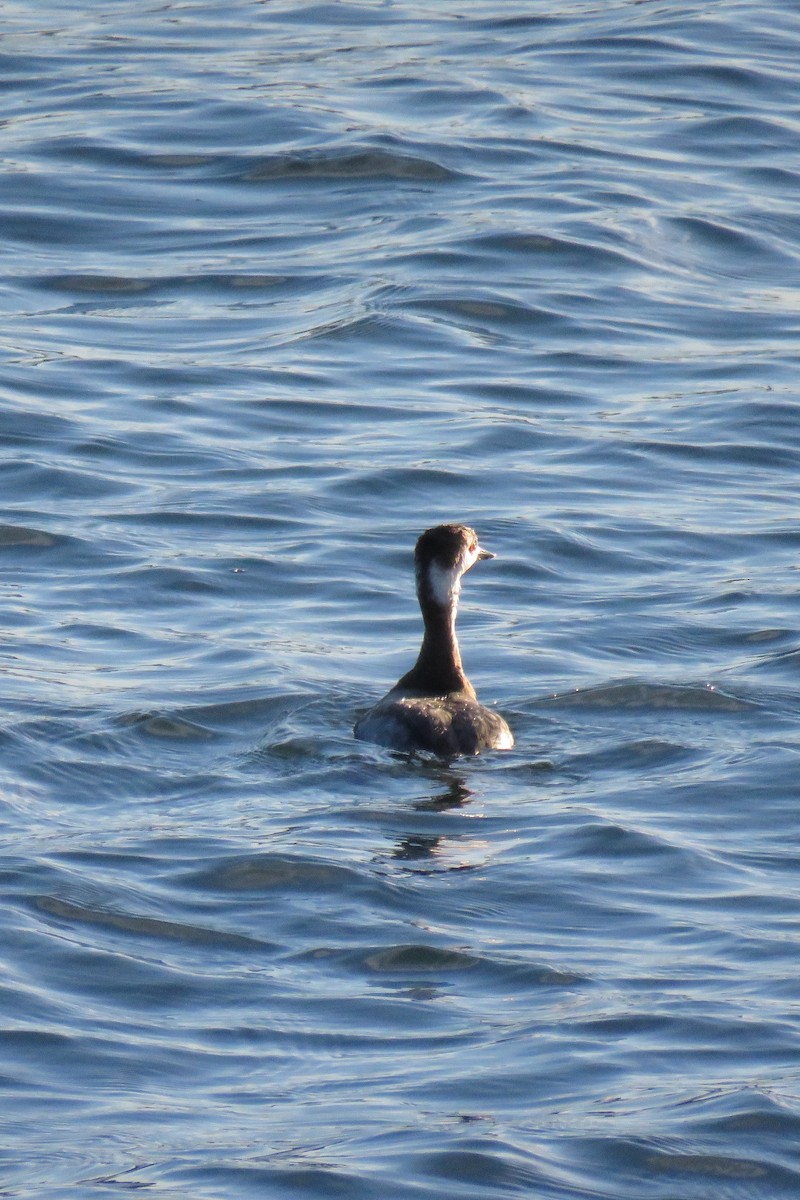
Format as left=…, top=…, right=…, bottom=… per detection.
left=354, top=523, right=514, bottom=757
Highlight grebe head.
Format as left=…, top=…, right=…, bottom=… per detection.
left=415, top=523, right=494, bottom=610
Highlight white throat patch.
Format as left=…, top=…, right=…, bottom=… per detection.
left=427, top=560, right=463, bottom=609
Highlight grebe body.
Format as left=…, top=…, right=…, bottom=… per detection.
left=354, top=524, right=514, bottom=757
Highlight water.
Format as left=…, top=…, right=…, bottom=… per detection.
left=3, top=0, right=800, bottom=1195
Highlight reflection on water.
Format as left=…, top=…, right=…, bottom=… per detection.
left=393, top=776, right=476, bottom=867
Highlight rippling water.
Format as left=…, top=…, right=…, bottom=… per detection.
left=4, top=1, right=800, bottom=1196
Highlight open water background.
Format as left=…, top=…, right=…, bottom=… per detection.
left=3, top=1, right=800, bottom=1196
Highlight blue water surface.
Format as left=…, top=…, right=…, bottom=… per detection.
left=3, top=1, right=800, bottom=1196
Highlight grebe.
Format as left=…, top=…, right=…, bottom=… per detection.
left=354, top=523, right=514, bottom=757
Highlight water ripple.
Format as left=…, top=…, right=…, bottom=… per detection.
left=4, top=1, right=800, bottom=1197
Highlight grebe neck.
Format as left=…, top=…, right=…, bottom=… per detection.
left=397, top=566, right=474, bottom=697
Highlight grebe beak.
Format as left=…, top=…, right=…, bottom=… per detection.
left=477, top=546, right=495, bottom=561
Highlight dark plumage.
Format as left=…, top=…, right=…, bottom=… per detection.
left=354, top=524, right=514, bottom=757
